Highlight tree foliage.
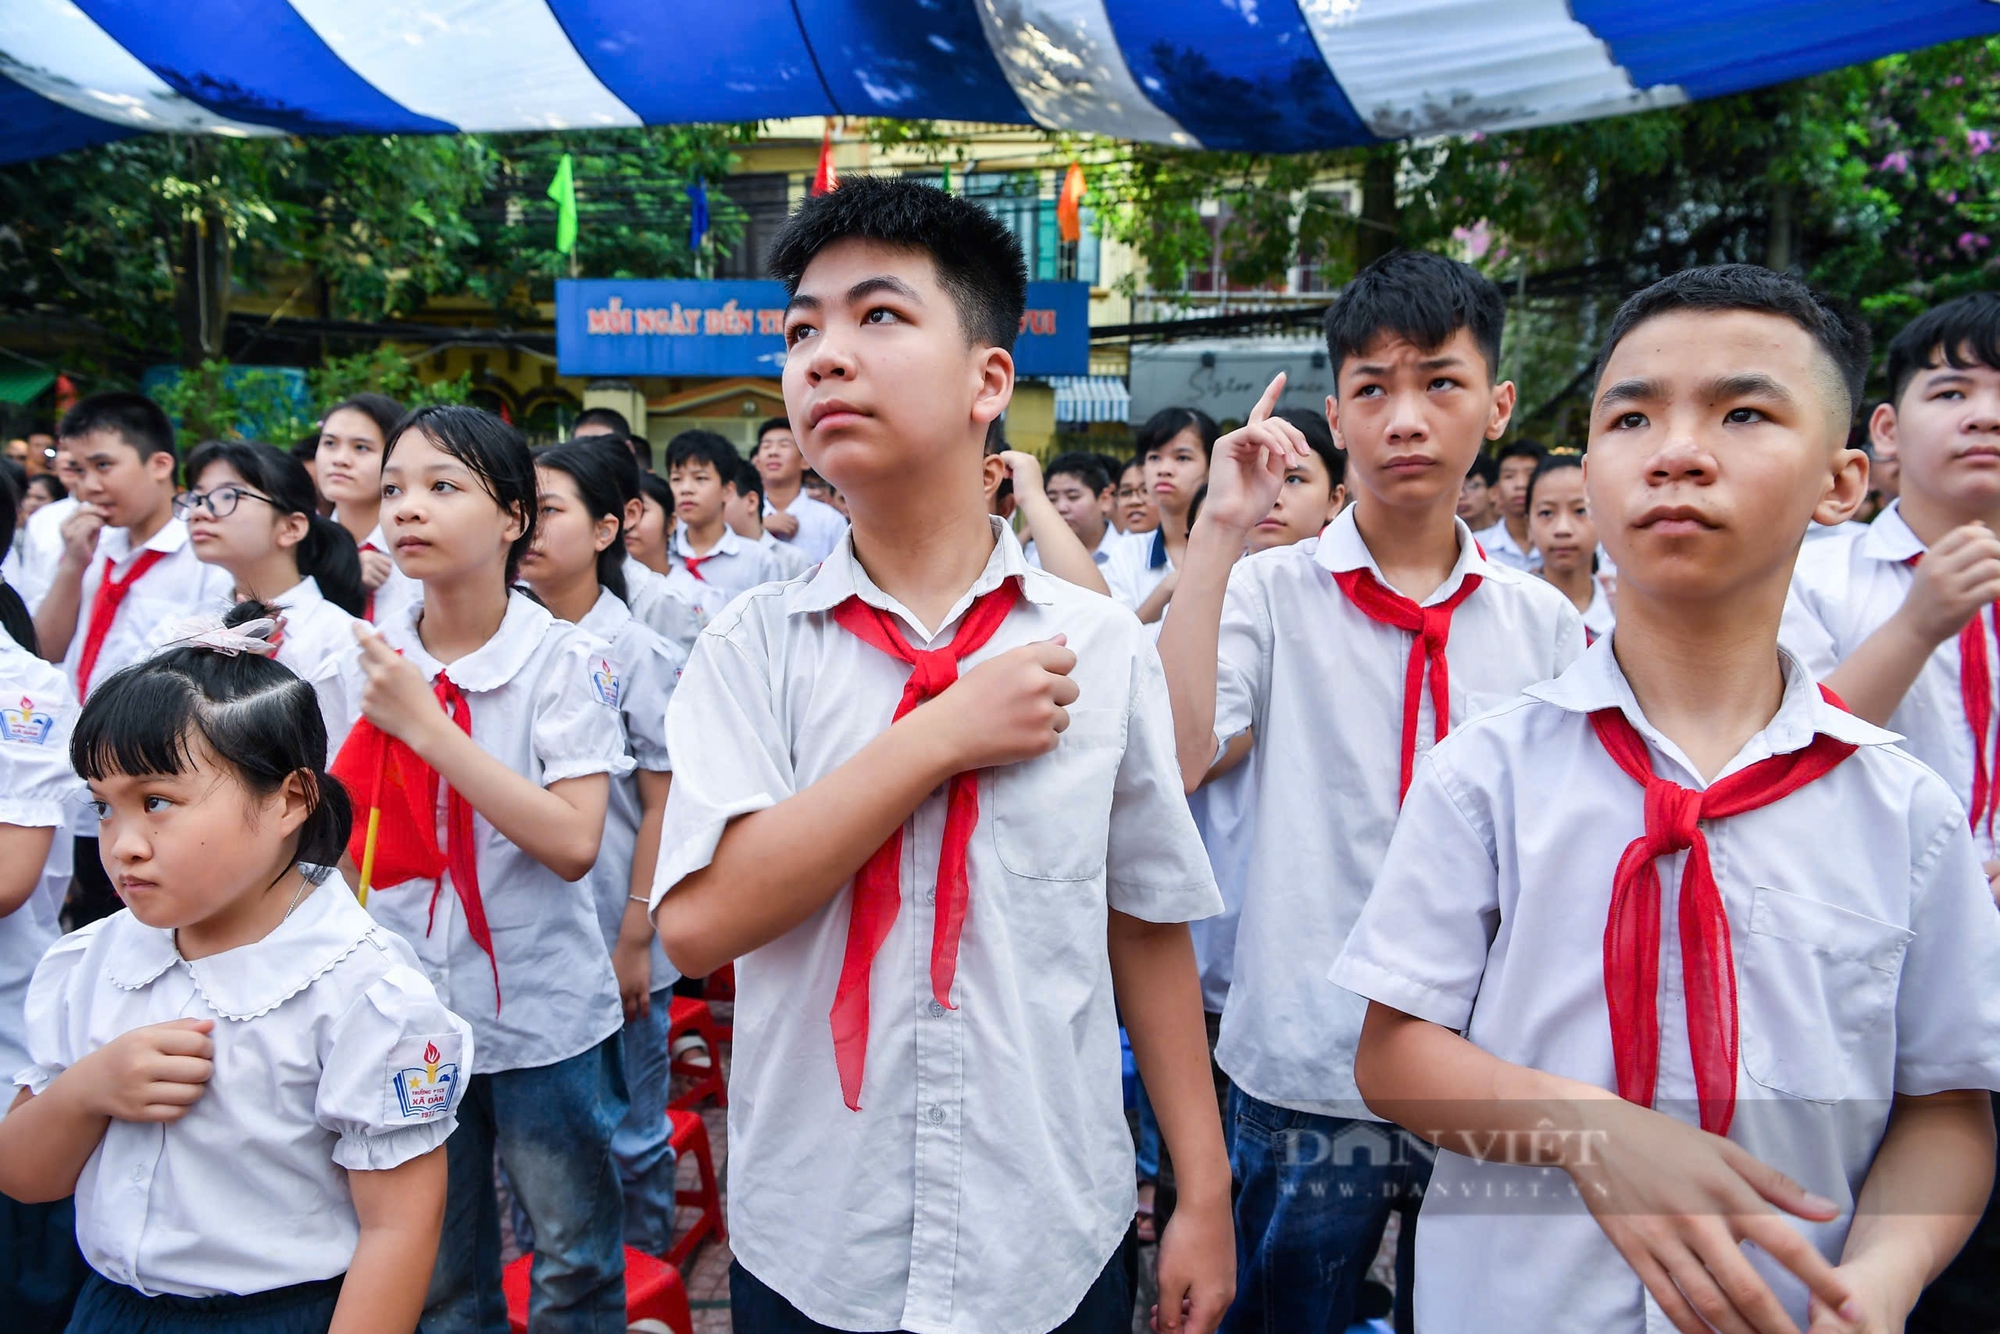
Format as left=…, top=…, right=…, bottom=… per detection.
left=150, top=347, right=470, bottom=450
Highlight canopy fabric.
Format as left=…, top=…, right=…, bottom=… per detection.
left=1049, top=375, right=1133, bottom=424
left=3, top=1, right=1999, bottom=164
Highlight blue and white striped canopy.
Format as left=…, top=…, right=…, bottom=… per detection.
left=5, top=1, right=1998, bottom=164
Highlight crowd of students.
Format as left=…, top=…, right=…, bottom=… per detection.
left=0, top=174, right=1996, bottom=1334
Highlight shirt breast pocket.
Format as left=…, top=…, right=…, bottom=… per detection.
left=989, top=707, right=1125, bottom=882
left=1737, top=884, right=1913, bottom=1103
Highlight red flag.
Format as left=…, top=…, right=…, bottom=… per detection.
left=1057, top=163, right=1086, bottom=244
left=331, top=720, right=444, bottom=890
left=813, top=121, right=840, bottom=197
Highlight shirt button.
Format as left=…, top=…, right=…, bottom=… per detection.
left=130, top=1165, right=145, bottom=1184
left=924, top=887, right=937, bottom=906
left=928, top=1104, right=946, bottom=1126
left=927, top=999, right=946, bottom=1018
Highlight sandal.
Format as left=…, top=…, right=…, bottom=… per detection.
left=671, top=1033, right=712, bottom=1069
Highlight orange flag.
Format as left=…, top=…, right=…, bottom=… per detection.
left=1057, top=163, right=1086, bottom=243
left=813, top=121, right=840, bottom=197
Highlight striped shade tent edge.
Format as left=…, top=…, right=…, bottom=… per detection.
left=5, top=0, right=2000, bottom=164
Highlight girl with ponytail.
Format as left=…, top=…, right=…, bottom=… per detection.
left=181, top=440, right=368, bottom=755
left=520, top=439, right=687, bottom=1254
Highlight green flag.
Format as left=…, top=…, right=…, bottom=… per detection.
left=940, top=162, right=953, bottom=195
left=547, top=153, right=577, bottom=255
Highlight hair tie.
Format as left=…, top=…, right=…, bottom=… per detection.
left=154, top=613, right=282, bottom=659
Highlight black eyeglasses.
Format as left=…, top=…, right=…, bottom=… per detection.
left=173, top=485, right=283, bottom=520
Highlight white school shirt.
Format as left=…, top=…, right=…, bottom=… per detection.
left=577, top=588, right=684, bottom=990
left=623, top=554, right=708, bottom=654
left=1187, top=758, right=1254, bottom=1016
left=0, top=644, right=81, bottom=1097
left=1103, top=526, right=1173, bottom=612
left=1211, top=506, right=1583, bottom=1116
left=365, top=592, right=633, bottom=1074
left=1024, top=525, right=1125, bottom=575
left=651, top=517, right=1221, bottom=1334
left=61, top=518, right=234, bottom=701
left=1474, top=517, right=1542, bottom=572
left=196, top=577, right=366, bottom=762
left=1580, top=580, right=1616, bottom=643
left=757, top=529, right=816, bottom=580
left=1783, top=500, right=1999, bottom=855
left=17, top=879, right=473, bottom=1298
left=14, top=494, right=77, bottom=612
left=1330, top=640, right=2000, bottom=1334
left=351, top=520, right=422, bottom=630
left=672, top=523, right=780, bottom=604
left=765, top=490, right=849, bottom=565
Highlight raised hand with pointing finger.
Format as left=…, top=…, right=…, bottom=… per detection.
left=1200, top=373, right=1314, bottom=535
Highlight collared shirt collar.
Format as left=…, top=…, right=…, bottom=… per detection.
left=1524, top=632, right=1900, bottom=786
left=266, top=576, right=325, bottom=612
left=792, top=516, right=1052, bottom=640
left=578, top=586, right=632, bottom=639
left=674, top=524, right=746, bottom=561
left=1857, top=499, right=1924, bottom=564
left=392, top=589, right=552, bottom=692
left=103, top=875, right=376, bottom=1021
left=1312, top=504, right=1497, bottom=604
left=99, top=515, right=192, bottom=565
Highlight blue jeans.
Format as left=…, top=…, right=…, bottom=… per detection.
left=511, top=992, right=678, bottom=1258
left=425, top=1037, right=629, bottom=1334
left=1134, top=1078, right=1162, bottom=1182
left=729, top=1227, right=1136, bottom=1334
left=1221, top=1088, right=1430, bottom=1334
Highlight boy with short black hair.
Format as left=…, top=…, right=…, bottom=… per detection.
left=1334, top=264, right=2000, bottom=1334
left=652, top=176, right=1233, bottom=1334
left=32, top=391, right=232, bottom=923
left=1477, top=438, right=1546, bottom=570
left=1039, top=451, right=1121, bottom=564
left=725, top=456, right=815, bottom=580
left=754, top=415, right=849, bottom=563
left=1160, top=247, right=1581, bottom=1333
left=572, top=434, right=706, bottom=651
left=1458, top=451, right=1499, bottom=530
left=1785, top=292, right=2000, bottom=888
left=666, top=429, right=780, bottom=603
left=573, top=405, right=632, bottom=438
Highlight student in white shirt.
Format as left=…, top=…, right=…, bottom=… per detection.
left=1786, top=293, right=2000, bottom=886
left=0, top=607, right=470, bottom=1334
left=520, top=439, right=687, bottom=1255
left=1106, top=407, right=1217, bottom=623
left=652, top=177, right=1234, bottom=1334
left=31, top=394, right=233, bottom=928
left=1457, top=452, right=1499, bottom=531
left=753, top=416, right=849, bottom=563
left=1527, top=452, right=1615, bottom=643
left=986, top=439, right=1113, bottom=595
left=724, top=457, right=816, bottom=580
left=620, top=468, right=713, bottom=651
left=1160, top=251, right=1582, bottom=1334
left=181, top=440, right=369, bottom=757
left=1474, top=438, right=1546, bottom=571
left=1336, top=264, right=2000, bottom=1334
left=335, top=406, right=634, bottom=1330
left=12, top=447, right=81, bottom=614
left=1114, top=455, right=1160, bottom=539
left=0, top=477, right=89, bottom=1327
left=315, top=393, right=422, bottom=629
left=1029, top=450, right=1124, bottom=570
left=665, top=430, right=780, bottom=605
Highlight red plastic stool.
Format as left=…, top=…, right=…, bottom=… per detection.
left=501, top=1245, right=691, bottom=1334
left=706, top=963, right=734, bottom=1044
left=666, top=995, right=726, bottom=1111
left=665, top=1107, right=726, bottom=1269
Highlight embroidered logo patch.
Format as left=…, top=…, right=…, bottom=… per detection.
left=389, top=1037, right=461, bottom=1122
left=2, top=696, right=55, bottom=745
left=590, top=657, right=623, bottom=709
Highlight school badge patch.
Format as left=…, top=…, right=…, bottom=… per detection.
left=589, top=657, right=623, bottom=709
left=2, top=696, right=55, bottom=746
left=388, top=1036, right=462, bottom=1123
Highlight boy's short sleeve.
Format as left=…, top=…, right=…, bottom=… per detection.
left=15, top=923, right=101, bottom=1094
left=1105, top=644, right=1224, bottom=923
left=535, top=630, right=639, bottom=785
left=1892, top=809, right=2000, bottom=1095
left=1329, top=750, right=1502, bottom=1031
left=650, top=630, right=794, bottom=910
left=317, top=966, right=474, bottom=1171
left=1213, top=560, right=1275, bottom=754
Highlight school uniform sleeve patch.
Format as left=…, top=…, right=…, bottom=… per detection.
left=2, top=694, right=60, bottom=745
left=385, top=1034, right=465, bottom=1123
left=588, top=655, right=625, bottom=709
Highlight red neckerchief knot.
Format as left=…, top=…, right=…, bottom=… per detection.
left=825, top=580, right=1021, bottom=1110
left=1591, top=684, right=1856, bottom=1136
left=1330, top=566, right=1482, bottom=801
